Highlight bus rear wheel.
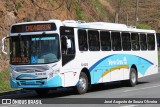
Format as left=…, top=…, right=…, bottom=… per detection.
left=128, top=68, right=137, bottom=87
left=76, top=72, right=88, bottom=94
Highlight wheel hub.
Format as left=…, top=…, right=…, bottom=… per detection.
left=131, top=71, right=136, bottom=84
left=78, top=77, right=86, bottom=91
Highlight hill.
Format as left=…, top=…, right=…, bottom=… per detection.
left=0, top=0, right=160, bottom=66
left=108, top=0, right=160, bottom=31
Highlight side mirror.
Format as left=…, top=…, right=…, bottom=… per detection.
left=2, top=36, right=9, bottom=55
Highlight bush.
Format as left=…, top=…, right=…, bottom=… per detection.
left=136, top=23, right=152, bottom=30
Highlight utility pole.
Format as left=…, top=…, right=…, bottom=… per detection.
left=135, top=0, right=139, bottom=25
left=115, top=0, right=122, bottom=23
left=115, top=12, right=119, bottom=23
left=126, top=12, right=128, bottom=25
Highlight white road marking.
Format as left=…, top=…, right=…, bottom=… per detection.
left=124, top=84, right=160, bottom=92
left=120, top=105, right=139, bottom=107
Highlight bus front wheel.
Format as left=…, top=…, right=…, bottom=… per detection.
left=76, top=72, right=88, bottom=94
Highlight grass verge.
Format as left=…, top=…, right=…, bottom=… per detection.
left=0, top=68, right=17, bottom=93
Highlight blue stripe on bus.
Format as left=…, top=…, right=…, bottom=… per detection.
left=89, top=55, right=114, bottom=72
left=89, top=54, right=153, bottom=84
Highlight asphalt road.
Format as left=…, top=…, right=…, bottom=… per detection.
left=0, top=68, right=160, bottom=107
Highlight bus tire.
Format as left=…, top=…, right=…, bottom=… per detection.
left=76, top=72, right=88, bottom=94
left=35, top=89, right=49, bottom=96
left=128, top=68, right=137, bottom=87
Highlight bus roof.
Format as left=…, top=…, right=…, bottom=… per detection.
left=62, top=20, right=155, bottom=33
left=11, top=20, right=156, bottom=33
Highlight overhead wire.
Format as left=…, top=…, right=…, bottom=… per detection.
left=31, top=0, right=64, bottom=11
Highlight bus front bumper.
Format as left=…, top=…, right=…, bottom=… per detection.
left=10, top=75, right=62, bottom=88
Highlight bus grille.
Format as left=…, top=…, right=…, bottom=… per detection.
left=14, top=66, right=49, bottom=73
left=17, top=80, right=45, bottom=86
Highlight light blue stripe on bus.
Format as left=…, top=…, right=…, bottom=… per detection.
left=89, top=54, right=154, bottom=84
left=89, top=55, right=114, bottom=72
left=32, top=37, right=55, bottom=41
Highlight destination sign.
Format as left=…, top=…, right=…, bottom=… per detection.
left=11, top=23, right=56, bottom=33
left=12, top=57, right=29, bottom=63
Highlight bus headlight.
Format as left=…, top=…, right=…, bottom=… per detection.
left=48, top=72, right=54, bottom=79
left=48, top=69, right=60, bottom=79
left=10, top=72, right=16, bottom=80
left=10, top=66, right=16, bottom=80
left=53, top=69, right=60, bottom=74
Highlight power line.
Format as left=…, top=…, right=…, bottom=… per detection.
left=31, top=0, right=64, bottom=11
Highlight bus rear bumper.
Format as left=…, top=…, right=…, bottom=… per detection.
left=10, top=75, right=62, bottom=88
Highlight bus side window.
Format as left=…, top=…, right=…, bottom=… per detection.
left=78, top=29, right=88, bottom=51
left=100, top=31, right=111, bottom=51
left=140, top=34, right=147, bottom=50
left=147, top=34, right=155, bottom=50
left=111, top=32, right=122, bottom=51
left=131, top=33, right=140, bottom=50
left=88, top=30, right=100, bottom=51
left=122, top=32, right=131, bottom=51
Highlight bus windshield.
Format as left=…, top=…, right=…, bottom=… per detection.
left=10, top=34, right=60, bottom=65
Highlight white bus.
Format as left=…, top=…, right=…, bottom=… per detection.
left=2, top=20, right=158, bottom=95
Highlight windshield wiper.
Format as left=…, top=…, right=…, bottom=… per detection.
left=19, top=34, right=28, bottom=49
